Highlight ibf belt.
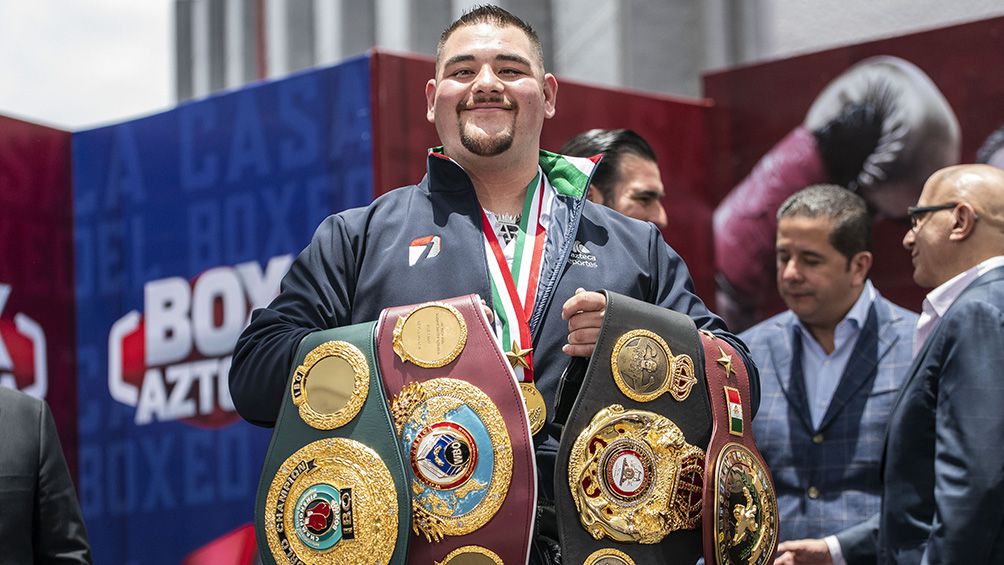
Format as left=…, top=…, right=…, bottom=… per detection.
left=699, top=332, right=778, bottom=565
left=254, top=322, right=410, bottom=565
left=555, top=291, right=711, bottom=565
left=376, top=294, right=535, bottom=565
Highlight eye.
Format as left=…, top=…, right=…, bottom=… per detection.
left=451, top=68, right=475, bottom=78
left=498, top=67, right=525, bottom=77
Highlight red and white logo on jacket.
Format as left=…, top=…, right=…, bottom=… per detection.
left=107, top=255, right=291, bottom=426
left=0, top=283, right=47, bottom=399
left=409, top=235, right=441, bottom=266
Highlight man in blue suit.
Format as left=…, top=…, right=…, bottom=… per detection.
left=777, top=164, right=1004, bottom=564
left=740, top=185, right=916, bottom=562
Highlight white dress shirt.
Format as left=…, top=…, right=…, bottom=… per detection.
left=913, top=255, right=1004, bottom=356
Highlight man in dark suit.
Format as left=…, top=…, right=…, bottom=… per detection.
left=0, top=387, right=91, bottom=564
left=741, top=185, right=916, bottom=557
left=776, top=164, right=1004, bottom=564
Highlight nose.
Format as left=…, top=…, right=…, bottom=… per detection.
left=780, top=258, right=801, bottom=282
left=902, top=228, right=915, bottom=250
left=473, top=65, right=502, bottom=93
left=652, top=203, right=668, bottom=230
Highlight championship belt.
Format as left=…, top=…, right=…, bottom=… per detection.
left=555, top=291, right=711, bottom=565
left=698, top=332, right=778, bottom=565
left=254, top=322, right=410, bottom=565
left=375, top=294, right=536, bottom=565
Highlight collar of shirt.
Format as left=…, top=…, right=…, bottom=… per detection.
left=791, top=280, right=876, bottom=429
left=497, top=168, right=555, bottom=264
left=793, top=279, right=876, bottom=355
left=915, top=255, right=1004, bottom=355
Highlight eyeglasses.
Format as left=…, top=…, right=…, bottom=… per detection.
left=906, top=202, right=957, bottom=232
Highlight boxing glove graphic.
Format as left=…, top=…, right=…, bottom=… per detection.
left=713, top=56, right=960, bottom=329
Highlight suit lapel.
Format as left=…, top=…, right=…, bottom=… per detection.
left=768, top=318, right=814, bottom=433
left=818, top=302, right=891, bottom=430
left=881, top=266, right=1004, bottom=468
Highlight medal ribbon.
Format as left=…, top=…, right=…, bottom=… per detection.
left=481, top=172, right=547, bottom=383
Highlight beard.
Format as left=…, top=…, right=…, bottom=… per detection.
left=457, top=95, right=517, bottom=156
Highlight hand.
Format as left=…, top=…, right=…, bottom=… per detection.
left=479, top=298, right=494, bottom=323
left=561, top=288, right=605, bottom=357
left=773, top=539, right=833, bottom=565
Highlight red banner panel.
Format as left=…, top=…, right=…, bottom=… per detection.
left=0, top=114, right=77, bottom=476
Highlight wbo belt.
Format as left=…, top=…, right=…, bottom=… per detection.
left=375, top=293, right=536, bottom=565
left=698, top=331, right=778, bottom=565
left=254, top=322, right=410, bottom=565
left=555, top=291, right=710, bottom=565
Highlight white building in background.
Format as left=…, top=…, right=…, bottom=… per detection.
left=174, top=0, right=1004, bottom=102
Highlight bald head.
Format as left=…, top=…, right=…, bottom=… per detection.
left=905, top=164, right=1004, bottom=287
left=926, top=165, right=1004, bottom=229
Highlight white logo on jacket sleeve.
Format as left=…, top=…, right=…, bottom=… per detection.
left=409, top=235, right=442, bottom=266
left=568, top=240, right=598, bottom=268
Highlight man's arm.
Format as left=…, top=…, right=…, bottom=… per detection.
left=229, top=214, right=358, bottom=426
left=924, top=300, right=1004, bottom=563
left=35, top=400, right=92, bottom=564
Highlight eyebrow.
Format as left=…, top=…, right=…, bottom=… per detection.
left=442, top=53, right=533, bottom=69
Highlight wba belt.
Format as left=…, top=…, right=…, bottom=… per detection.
left=555, top=291, right=710, bottom=565
left=254, top=322, right=410, bottom=565
left=375, top=293, right=536, bottom=565
left=698, top=331, right=778, bottom=565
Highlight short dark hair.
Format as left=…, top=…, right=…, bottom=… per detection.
left=560, top=129, right=658, bottom=204
left=976, top=124, right=1004, bottom=165
left=777, top=184, right=872, bottom=264
left=436, top=5, right=543, bottom=71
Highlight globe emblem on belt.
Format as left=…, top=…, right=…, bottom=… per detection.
left=411, top=421, right=478, bottom=490
left=292, top=483, right=343, bottom=551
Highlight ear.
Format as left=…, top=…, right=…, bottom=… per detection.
left=849, top=251, right=873, bottom=286
left=587, top=184, right=604, bottom=204
left=542, top=73, right=558, bottom=119
left=949, top=203, right=979, bottom=241
left=425, top=79, right=437, bottom=124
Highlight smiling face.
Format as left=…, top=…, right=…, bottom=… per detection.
left=425, top=22, right=556, bottom=165
left=776, top=216, right=870, bottom=330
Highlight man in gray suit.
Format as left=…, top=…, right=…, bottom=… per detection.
left=777, top=164, right=1004, bottom=564
left=0, top=387, right=90, bottom=564
left=740, top=185, right=915, bottom=561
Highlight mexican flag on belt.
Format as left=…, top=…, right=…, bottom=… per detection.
left=725, top=387, right=743, bottom=436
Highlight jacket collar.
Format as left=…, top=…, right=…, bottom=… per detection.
left=425, top=147, right=598, bottom=198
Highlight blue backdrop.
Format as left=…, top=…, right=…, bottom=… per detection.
left=72, top=56, right=373, bottom=564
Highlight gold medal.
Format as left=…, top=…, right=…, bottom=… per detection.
left=393, top=302, right=468, bottom=368
left=519, top=382, right=547, bottom=435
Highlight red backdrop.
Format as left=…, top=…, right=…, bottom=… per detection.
left=0, top=114, right=77, bottom=477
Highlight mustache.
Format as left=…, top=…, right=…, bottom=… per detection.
left=458, top=95, right=516, bottom=111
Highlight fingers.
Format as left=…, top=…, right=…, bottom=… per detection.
left=562, top=288, right=605, bottom=320
left=479, top=298, right=494, bottom=323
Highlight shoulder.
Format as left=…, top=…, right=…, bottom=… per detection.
left=740, top=311, right=793, bottom=346
left=874, top=294, right=918, bottom=331
left=312, top=184, right=426, bottom=237
left=0, top=387, right=42, bottom=418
